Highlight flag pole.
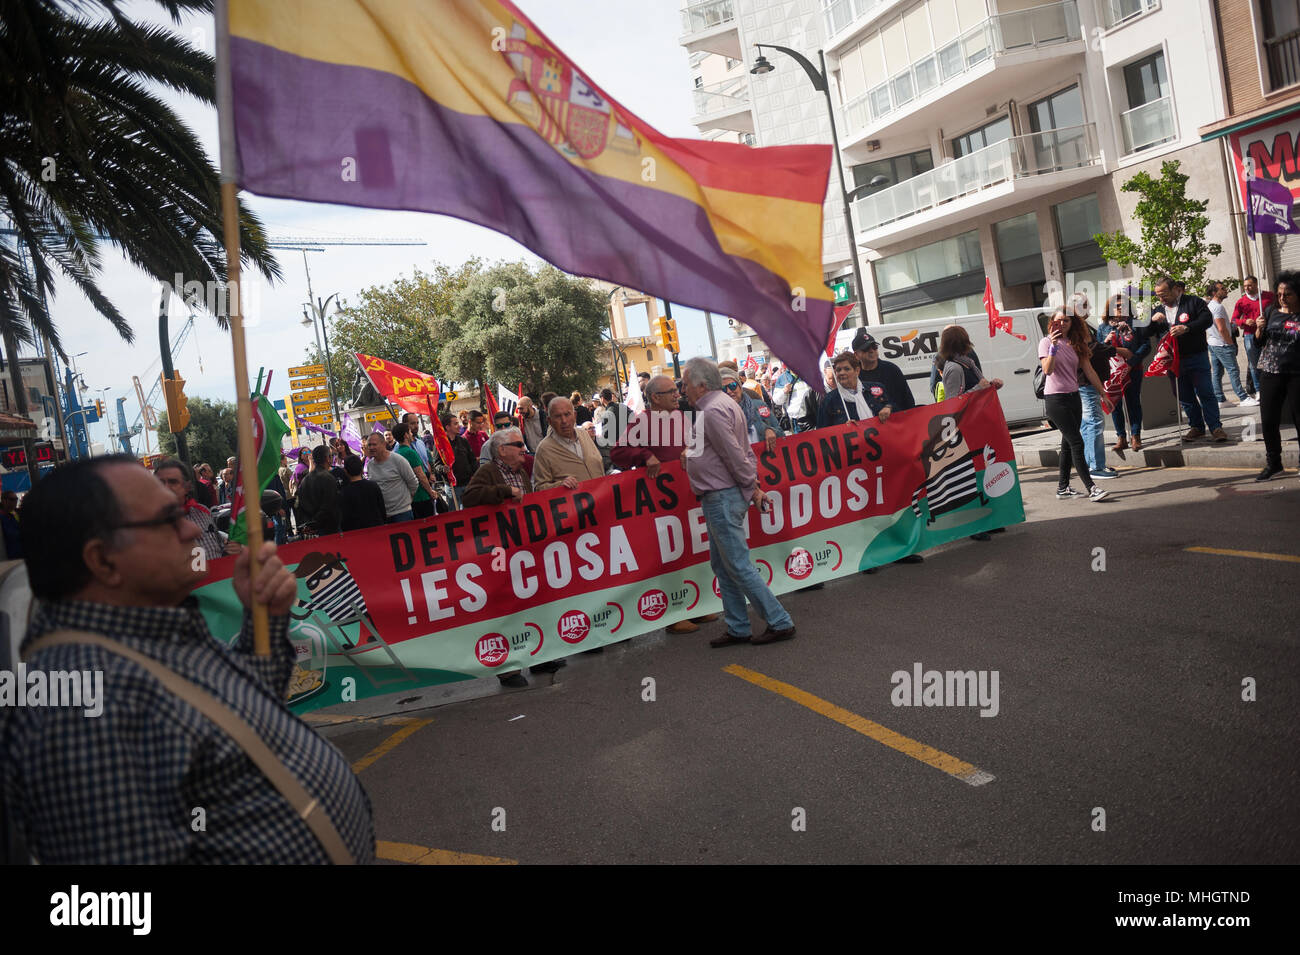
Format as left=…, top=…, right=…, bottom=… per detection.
left=216, top=0, right=270, bottom=655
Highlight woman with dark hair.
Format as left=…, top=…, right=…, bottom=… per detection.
left=1253, top=270, right=1300, bottom=480
left=1098, top=293, right=1149, bottom=452
left=936, top=325, right=1003, bottom=399
left=1039, top=307, right=1113, bottom=501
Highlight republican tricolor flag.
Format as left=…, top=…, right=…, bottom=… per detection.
left=224, top=0, right=834, bottom=386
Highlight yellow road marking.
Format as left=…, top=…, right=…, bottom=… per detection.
left=1186, top=546, right=1300, bottom=564
left=351, top=717, right=434, bottom=773
left=377, top=840, right=516, bottom=865
left=723, top=665, right=994, bottom=786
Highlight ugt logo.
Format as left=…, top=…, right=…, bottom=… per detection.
left=475, top=633, right=510, bottom=668
left=638, top=589, right=668, bottom=621
left=558, top=610, right=591, bottom=644
left=785, top=548, right=814, bottom=581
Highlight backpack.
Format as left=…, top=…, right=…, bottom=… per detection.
left=935, top=356, right=982, bottom=401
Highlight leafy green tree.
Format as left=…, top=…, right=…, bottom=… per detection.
left=157, top=396, right=239, bottom=473
left=0, top=0, right=280, bottom=481
left=1093, top=159, right=1234, bottom=296
left=432, top=262, right=608, bottom=398
left=323, top=259, right=484, bottom=399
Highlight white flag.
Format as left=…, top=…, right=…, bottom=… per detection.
left=624, top=360, right=645, bottom=414
left=497, top=384, right=519, bottom=417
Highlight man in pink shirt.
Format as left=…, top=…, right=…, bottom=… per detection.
left=1232, top=274, right=1273, bottom=395
left=682, top=357, right=794, bottom=647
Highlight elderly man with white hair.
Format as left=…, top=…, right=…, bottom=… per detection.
left=463, top=427, right=532, bottom=507
left=533, top=396, right=605, bottom=491
left=682, top=357, right=795, bottom=647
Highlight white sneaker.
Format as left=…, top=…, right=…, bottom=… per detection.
left=1239, top=396, right=1260, bottom=407
left=1089, top=486, right=1109, bottom=502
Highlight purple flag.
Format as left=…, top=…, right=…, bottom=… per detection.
left=1247, top=178, right=1299, bottom=239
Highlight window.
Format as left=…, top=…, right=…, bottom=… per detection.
left=725, top=57, right=741, bottom=70
left=1028, top=85, right=1083, bottom=132
left=1124, top=52, right=1168, bottom=108
left=1120, top=51, right=1175, bottom=152
left=852, top=149, right=935, bottom=192
left=1054, top=194, right=1107, bottom=279
left=1102, top=0, right=1160, bottom=29
left=952, top=116, right=1011, bottom=158
left=694, top=76, right=704, bottom=89
left=995, top=213, right=1045, bottom=286
left=874, top=231, right=985, bottom=322
left=1262, top=0, right=1300, bottom=91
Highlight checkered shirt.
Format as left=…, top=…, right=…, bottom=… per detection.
left=0, top=599, right=375, bottom=864
left=185, top=501, right=225, bottom=560
left=495, top=459, right=528, bottom=495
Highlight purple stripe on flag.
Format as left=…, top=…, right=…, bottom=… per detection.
left=231, top=39, right=830, bottom=385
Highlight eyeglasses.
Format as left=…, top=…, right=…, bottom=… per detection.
left=651, top=389, right=677, bottom=397
left=723, top=382, right=739, bottom=392
left=113, top=505, right=189, bottom=533
left=503, top=441, right=526, bottom=448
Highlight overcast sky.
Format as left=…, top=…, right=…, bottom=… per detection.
left=46, top=0, right=735, bottom=449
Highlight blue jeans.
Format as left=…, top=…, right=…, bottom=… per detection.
left=385, top=509, right=414, bottom=524
left=1079, top=385, right=1106, bottom=472
left=1176, top=351, right=1221, bottom=431
left=1110, top=368, right=1144, bottom=436
left=700, top=487, right=793, bottom=636
left=1242, top=335, right=1261, bottom=393
left=1208, top=344, right=1247, bottom=401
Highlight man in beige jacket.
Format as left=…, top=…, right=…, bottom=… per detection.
left=533, top=396, right=605, bottom=491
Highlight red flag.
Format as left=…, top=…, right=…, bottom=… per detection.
left=485, top=383, right=500, bottom=431
left=1102, top=355, right=1131, bottom=407
left=1145, top=332, right=1180, bottom=378
left=984, top=278, right=1027, bottom=341
left=425, top=390, right=458, bottom=488
left=354, top=352, right=441, bottom=416
left=827, top=304, right=854, bottom=358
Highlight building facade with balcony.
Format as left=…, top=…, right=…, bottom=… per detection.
left=683, top=0, right=1262, bottom=335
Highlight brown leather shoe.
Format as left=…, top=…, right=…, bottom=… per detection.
left=1212, top=427, right=1229, bottom=442
left=666, top=620, right=699, bottom=634
left=709, top=632, right=750, bottom=648
left=751, top=625, right=796, bottom=645
left=1130, top=434, right=1142, bottom=451
left=1114, top=434, right=1129, bottom=452
left=1182, top=428, right=1205, bottom=442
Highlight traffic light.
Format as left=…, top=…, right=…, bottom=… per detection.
left=654, top=316, right=680, bottom=353
left=94, top=399, right=105, bottom=419
left=163, top=371, right=191, bottom=432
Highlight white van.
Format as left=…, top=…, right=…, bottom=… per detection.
left=823, top=308, right=1179, bottom=429
left=825, top=308, right=1046, bottom=426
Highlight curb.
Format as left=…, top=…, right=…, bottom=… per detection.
left=1012, top=442, right=1270, bottom=470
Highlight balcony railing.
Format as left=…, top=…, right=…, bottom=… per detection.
left=840, top=1, right=1080, bottom=137
left=823, top=0, right=887, bottom=41
left=855, top=124, right=1099, bottom=231
left=692, top=80, right=751, bottom=117
left=1265, top=29, right=1300, bottom=91
left=1102, top=0, right=1159, bottom=30
left=681, top=0, right=736, bottom=36
left=1119, top=96, right=1176, bottom=154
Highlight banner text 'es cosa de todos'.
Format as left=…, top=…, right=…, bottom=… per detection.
left=195, top=389, right=1024, bottom=711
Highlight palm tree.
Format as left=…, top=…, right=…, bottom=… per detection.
left=0, top=0, right=281, bottom=482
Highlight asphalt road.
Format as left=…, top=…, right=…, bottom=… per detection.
left=322, top=464, right=1300, bottom=864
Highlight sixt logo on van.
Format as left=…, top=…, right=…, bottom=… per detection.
left=881, top=330, right=940, bottom=359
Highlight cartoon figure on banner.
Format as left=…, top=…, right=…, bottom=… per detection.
left=910, top=408, right=994, bottom=530
left=290, top=551, right=414, bottom=689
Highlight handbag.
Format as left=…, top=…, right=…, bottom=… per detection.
left=23, top=629, right=356, bottom=864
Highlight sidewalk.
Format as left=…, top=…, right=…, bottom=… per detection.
left=1010, top=398, right=1295, bottom=471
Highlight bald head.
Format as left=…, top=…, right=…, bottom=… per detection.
left=547, top=396, right=577, bottom=440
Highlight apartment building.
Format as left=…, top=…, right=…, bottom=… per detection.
left=680, top=0, right=1281, bottom=329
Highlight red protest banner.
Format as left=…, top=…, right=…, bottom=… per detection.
left=194, top=389, right=1024, bottom=712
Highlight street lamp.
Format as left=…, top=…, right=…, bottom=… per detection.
left=606, top=286, right=628, bottom=394
left=302, top=295, right=341, bottom=429
left=752, top=44, right=871, bottom=325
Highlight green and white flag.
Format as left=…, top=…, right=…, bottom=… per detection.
left=229, top=392, right=291, bottom=545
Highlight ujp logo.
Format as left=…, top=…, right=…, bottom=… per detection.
left=638, top=590, right=667, bottom=621
left=475, top=633, right=510, bottom=668
left=558, top=610, right=591, bottom=644
left=785, top=548, right=814, bottom=581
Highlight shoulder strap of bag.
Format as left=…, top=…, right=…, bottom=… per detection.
left=24, top=629, right=354, bottom=865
